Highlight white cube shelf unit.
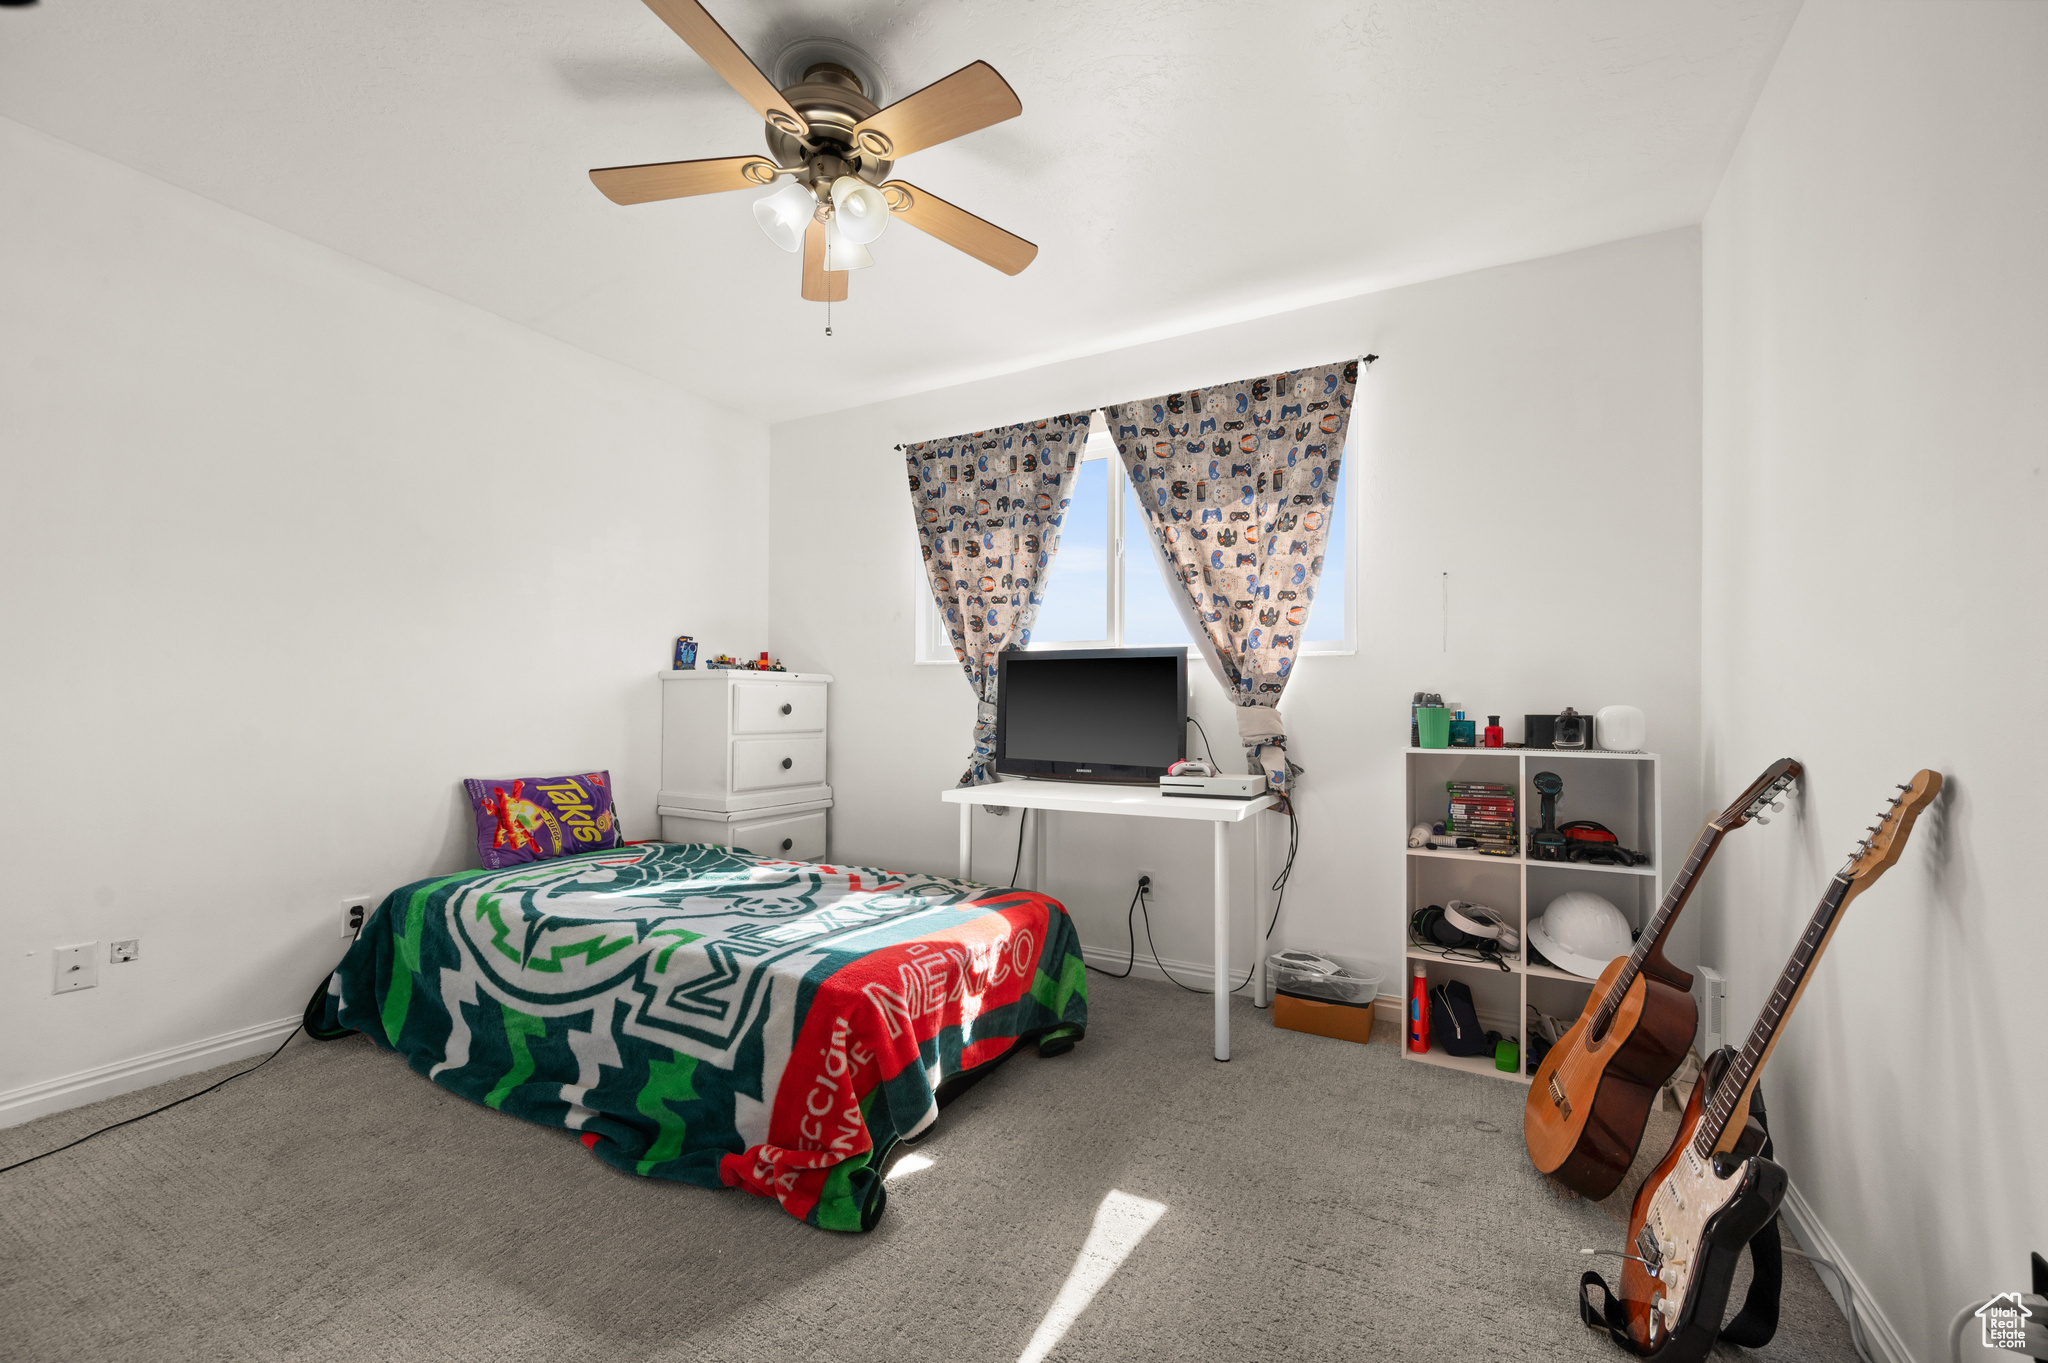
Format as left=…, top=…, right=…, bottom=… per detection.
left=1401, top=747, right=1662, bottom=1085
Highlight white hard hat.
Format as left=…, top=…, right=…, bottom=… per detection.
left=1526, top=891, right=1632, bottom=979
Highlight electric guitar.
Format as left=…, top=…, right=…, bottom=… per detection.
left=1598, top=769, right=1942, bottom=1360
left=1525, top=758, right=1802, bottom=1198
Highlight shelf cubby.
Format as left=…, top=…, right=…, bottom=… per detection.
left=1400, top=745, right=1663, bottom=1084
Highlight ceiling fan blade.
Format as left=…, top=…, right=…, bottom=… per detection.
left=881, top=181, right=1037, bottom=276
left=802, top=218, right=848, bottom=302
left=852, top=61, right=1020, bottom=159
left=638, top=0, right=809, bottom=139
left=589, top=155, right=774, bottom=205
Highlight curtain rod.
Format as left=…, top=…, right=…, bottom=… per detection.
left=893, top=353, right=1378, bottom=450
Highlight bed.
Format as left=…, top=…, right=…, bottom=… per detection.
left=314, top=841, right=1088, bottom=1231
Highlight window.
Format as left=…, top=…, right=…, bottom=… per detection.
left=917, top=415, right=1355, bottom=663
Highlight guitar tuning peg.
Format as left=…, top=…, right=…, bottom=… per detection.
left=1770, top=801, right=1784, bottom=813
left=1754, top=814, right=1771, bottom=825
left=1896, top=783, right=1912, bottom=791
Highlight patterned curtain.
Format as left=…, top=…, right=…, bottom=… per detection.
left=1104, top=360, right=1360, bottom=809
left=906, top=412, right=1095, bottom=785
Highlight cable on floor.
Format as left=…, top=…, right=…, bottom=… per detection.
left=0, top=1024, right=304, bottom=1177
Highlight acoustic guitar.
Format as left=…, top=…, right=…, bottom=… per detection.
left=1524, top=758, right=1802, bottom=1198
left=1594, top=770, right=1942, bottom=1360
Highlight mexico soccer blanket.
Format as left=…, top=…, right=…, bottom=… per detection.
left=318, top=842, right=1087, bottom=1231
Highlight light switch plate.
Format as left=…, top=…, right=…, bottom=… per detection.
left=54, top=943, right=99, bottom=993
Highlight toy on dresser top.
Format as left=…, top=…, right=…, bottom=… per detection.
left=671, top=634, right=788, bottom=672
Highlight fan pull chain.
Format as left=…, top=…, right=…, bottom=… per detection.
left=826, top=296, right=832, bottom=338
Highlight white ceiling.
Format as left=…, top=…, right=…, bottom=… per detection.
left=0, top=0, right=1798, bottom=421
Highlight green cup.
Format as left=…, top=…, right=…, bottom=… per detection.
left=1417, top=706, right=1451, bottom=748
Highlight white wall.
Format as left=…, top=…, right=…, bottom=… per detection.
left=770, top=230, right=1703, bottom=994
left=0, top=119, right=769, bottom=1118
left=1701, top=4, right=2047, bottom=1359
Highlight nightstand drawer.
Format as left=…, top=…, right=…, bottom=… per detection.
left=732, top=681, right=826, bottom=735
left=726, top=809, right=827, bottom=861
left=732, top=735, right=827, bottom=793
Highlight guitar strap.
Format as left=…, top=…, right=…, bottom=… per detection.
left=1577, top=1082, right=1783, bottom=1355
left=1717, top=1082, right=1782, bottom=1349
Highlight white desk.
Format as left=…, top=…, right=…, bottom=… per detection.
left=940, top=779, right=1277, bottom=1061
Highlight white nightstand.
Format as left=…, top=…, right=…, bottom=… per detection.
left=656, top=670, right=833, bottom=860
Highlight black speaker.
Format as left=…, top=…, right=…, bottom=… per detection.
left=1524, top=714, right=1557, bottom=749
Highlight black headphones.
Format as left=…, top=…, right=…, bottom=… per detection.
left=1410, top=902, right=1519, bottom=954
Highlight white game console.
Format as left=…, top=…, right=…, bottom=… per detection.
left=1159, top=773, right=1270, bottom=799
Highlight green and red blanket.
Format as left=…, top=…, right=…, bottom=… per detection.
left=317, top=842, right=1087, bottom=1231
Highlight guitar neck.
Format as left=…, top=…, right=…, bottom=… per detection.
left=1590, top=822, right=1721, bottom=1032
left=1693, top=874, right=1855, bottom=1156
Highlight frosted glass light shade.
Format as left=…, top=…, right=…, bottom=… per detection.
left=823, top=219, right=874, bottom=271
left=751, top=180, right=816, bottom=254
left=829, top=176, right=891, bottom=246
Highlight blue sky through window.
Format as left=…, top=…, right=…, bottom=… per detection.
left=1030, top=457, right=1107, bottom=644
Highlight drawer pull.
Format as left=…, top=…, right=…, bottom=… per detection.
left=780, top=703, right=792, bottom=715
left=780, top=757, right=793, bottom=770
left=781, top=838, right=793, bottom=851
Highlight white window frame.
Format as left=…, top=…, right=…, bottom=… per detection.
left=915, top=416, right=1357, bottom=663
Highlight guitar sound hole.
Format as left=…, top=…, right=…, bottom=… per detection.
left=780, top=757, right=792, bottom=770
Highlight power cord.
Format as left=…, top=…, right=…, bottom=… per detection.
left=1083, top=880, right=1145, bottom=979
left=0, top=1023, right=304, bottom=1176
left=1008, top=807, right=1030, bottom=886
left=1186, top=716, right=1218, bottom=769
left=1787, top=1242, right=1875, bottom=1363
left=1137, top=804, right=1299, bottom=997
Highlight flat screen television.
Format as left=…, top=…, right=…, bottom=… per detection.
left=994, top=647, right=1187, bottom=783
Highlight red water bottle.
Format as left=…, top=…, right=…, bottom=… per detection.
left=1408, top=962, right=1430, bottom=1052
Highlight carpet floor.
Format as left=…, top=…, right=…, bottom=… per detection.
left=0, top=975, right=1861, bottom=1362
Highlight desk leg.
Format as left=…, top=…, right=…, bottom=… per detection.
left=1213, top=821, right=1230, bottom=1062
left=1253, top=815, right=1268, bottom=1008
left=958, top=802, right=972, bottom=881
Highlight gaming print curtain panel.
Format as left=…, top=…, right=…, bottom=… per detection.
left=906, top=412, right=1095, bottom=785
left=1104, top=359, right=1359, bottom=808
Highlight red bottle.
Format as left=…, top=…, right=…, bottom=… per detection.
left=1408, top=962, right=1430, bottom=1052
left=1484, top=715, right=1504, bottom=748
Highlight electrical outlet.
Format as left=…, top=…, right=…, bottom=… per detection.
left=109, top=939, right=139, bottom=964
left=53, top=943, right=98, bottom=994
left=341, top=896, right=373, bottom=940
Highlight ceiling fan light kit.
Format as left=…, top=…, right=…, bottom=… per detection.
left=751, top=179, right=817, bottom=254
left=588, top=0, right=1039, bottom=319
left=823, top=221, right=875, bottom=272
left=829, top=176, right=892, bottom=246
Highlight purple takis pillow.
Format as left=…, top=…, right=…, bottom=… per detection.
left=463, top=771, right=622, bottom=870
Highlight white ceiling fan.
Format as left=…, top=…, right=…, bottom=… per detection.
left=588, top=0, right=1038, bottom=305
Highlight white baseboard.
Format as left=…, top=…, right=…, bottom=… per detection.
left=0, top=1014, right=301, bottom=1130
left=1780, top=1181, right=1915, bottom=1363
left=1079, top=943, right=1409, bottom=1028
left=1081, top=942, right=1259, bottom=995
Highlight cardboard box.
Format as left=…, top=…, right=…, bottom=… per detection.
left=1273, top=990, right=1377, bottom=1045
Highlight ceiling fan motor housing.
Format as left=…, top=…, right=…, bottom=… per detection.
left=765, top=63, right=893, bottom=186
